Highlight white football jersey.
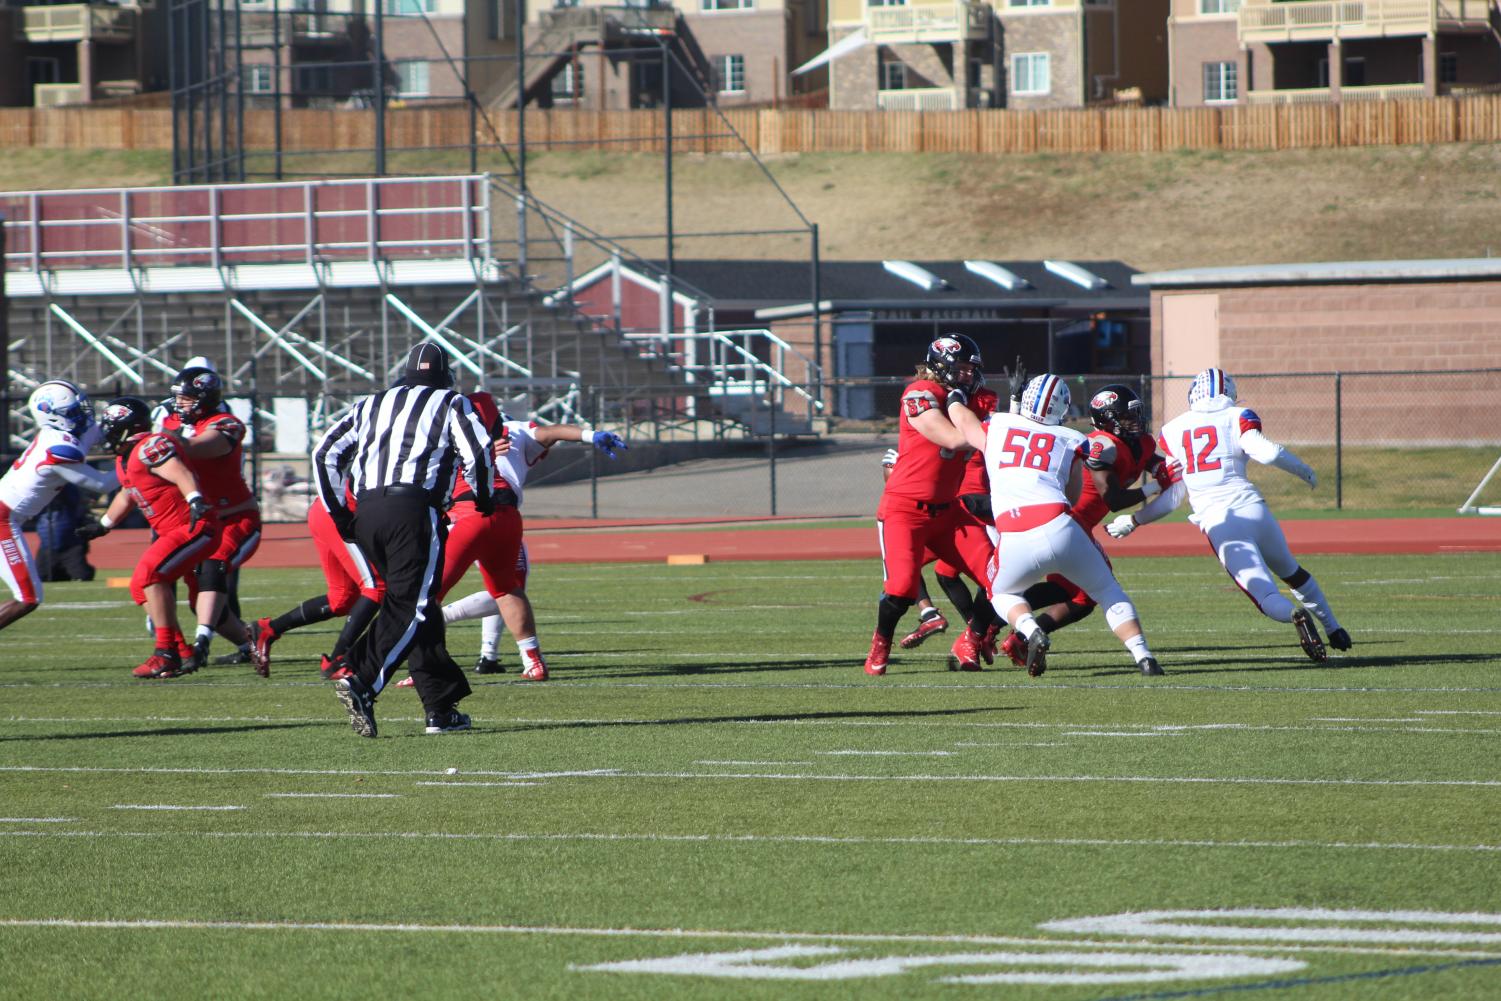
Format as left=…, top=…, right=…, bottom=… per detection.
left=1157, top=403, right=1267, bottom=520
left=0, top=428, right=90, bottom=518
left=492, top=420, right=551, bottom=505
left=984, top=412, right=1088, bottom=513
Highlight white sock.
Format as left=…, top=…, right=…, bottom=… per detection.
left=517, top=635, right=541, bottom=657
left=480, top=614, right=504, bottom=659
left=443, top=590, right=495, bottom=624
left=1125, top=634, right=1152, bottom=662
left=1290, top=577, right=1342, bottom=633
left=919, top=605, right=943, bottom=621
left=194, top=624, right=213, bottom=643
left=1014, top=613, right=1040, bottom=641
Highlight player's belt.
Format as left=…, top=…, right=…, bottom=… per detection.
left=913, top=500, right=951, bottom=514
left=359, top=483, right=435, bottom=505
left=993, top=502, right=1069, bottom=532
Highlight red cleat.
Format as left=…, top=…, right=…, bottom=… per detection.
left=249, top=617, right=276, bottom=677
left=978, top=623, right=1000, bottom=666
left=520, top=649, right=549, bottom=681
left=320, top=653, right=353, bottom=681
left=1000, top=631, right=1028, bottom=668
left=947, top=627, right=983, bottom=672
left=132, top=650, right=187, bottom=679
left=394, top=675, right=415, bottom=688
left=863, top=632, right=891, bottom=676
left=899, top=611, right=948, bottom=649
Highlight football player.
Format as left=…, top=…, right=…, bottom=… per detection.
left=948, top=374, right=1162, bottom=678
left=879, top=448, right=948, bottom=649
left=77, top=398, right=220, bottom=679
left=862, top=334, right=998, bottom=677
left=159, top=366, right=263, bottom=672
left=1107, top=367, right=1350, bottom=662
left=0, top=381, right=118, bottom=633
left=996, top=383, right=1175, bottom=675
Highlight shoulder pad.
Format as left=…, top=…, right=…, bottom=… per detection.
left=137, top=434, right=178, bottom=468
left=1083, top=433, right=1118, bottom=471
left=1238, top=409, right=1263, bottom=434
left=207, top=414, right=246, bottom=443
left=44, top=444, right=86, bottom=464
left=902, top=386, right=940, bottom=420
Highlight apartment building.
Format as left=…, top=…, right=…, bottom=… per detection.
left=1169, top=0, right=1501, bottom=107
left=823, top=0, right=1168, bottom=111
left=0, top=1, right=168, bottom=107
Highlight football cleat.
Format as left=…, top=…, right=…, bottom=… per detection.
left=132, top=650, right=187, bottom=680
left=319, top=653, right=353, bottom=681
left=395, top=676, right=415, bottom=688
left=863, top=632, right=891, bottom=677
left=946, top=627, right=983, bottom=672
left=333, top=676, right=377, bottom=738
left=1292, top=608, right=1327, bottom=663
left=1327, top=628, right=1352, bottom=651
left=213, top=648, right=251, bottom=666
left=978, top=622, right=1000, bottom=666
left=186, top=636, right=212, bottom=673
left=1000, top=631, right=1028, bottom=668
left=424, top=709, right=472, bottom=735
left=473, top=655, right=504, bottom=675
left=899, top=610, right=948, bottom=649
left=1138, top=656, right=1165, bottom=677
left=520, top=649, right=549, bottom=681
left=1024, top=630, right=1051, bottom=678
left=250, top=617, right=277, bottom=676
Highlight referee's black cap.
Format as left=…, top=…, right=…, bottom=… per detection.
left=403, top=342, right=455, bottom=388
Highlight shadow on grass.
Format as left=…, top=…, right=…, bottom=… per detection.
left=0, top=721, right=325, bottom=742
left=502, top=704, right=1024, bottom=736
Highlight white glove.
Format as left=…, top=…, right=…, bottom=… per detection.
left=1106, top=514, right=1137, bottom=539
left=882, top=448, right=899, bottom=468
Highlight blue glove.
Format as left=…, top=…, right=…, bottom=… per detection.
left=590, top=430, right=627, bottom=459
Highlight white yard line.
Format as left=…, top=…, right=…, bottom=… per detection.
left=816, top=750, right=956, bottom=757
left=8, top=829, right=1501, bottom=856
left=414, top=781, right=541, bottom=788
left=694, top=761, right=814, bottom=766
left=5, top=765, right=1499, bottom=788
left=263, top=793, right=399, bottom=800
left=110, top=804, right=245, bottom=812
left=0, top=916, right=1496, bottom=961
left=0, top=818, right=76, bottom=823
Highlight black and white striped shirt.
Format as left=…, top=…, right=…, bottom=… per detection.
left=314, top=384, right=493, bottom=514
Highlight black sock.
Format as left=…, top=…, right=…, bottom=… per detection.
left=935, top=574, right=975, bottom=623
left=271, top=596, right=334, bottom=637
left=968, top=591, right=997, bottom=633
left=875, top=593, right=915, bottom=640
left=332, top=596, right=381, bottom=658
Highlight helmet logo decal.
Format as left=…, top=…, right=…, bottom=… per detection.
left=1090, top=390, right=1119, bottom=409
left=931, top=337, right=962, bottom=355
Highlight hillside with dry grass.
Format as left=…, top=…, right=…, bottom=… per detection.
left=5, top=143, right=1501, bottom=271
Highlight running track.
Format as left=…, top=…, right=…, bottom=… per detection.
left=80, top=516, right=1501, bottom=569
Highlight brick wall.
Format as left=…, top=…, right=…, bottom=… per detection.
left=998, top=7, right=1082, bottom=109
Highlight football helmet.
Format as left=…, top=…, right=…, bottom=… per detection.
left=1188, top=368, right=1237, bottom=407
left=1019, top=374, right=1071, bottom=426
left=1088, top=384, right=1144, bottom=437
left=924, top=334, right=984, bottom=395
left=27, top=380, right=94, bottom=436
left=100, top=397, right=153, bottom=455
left=171, top=366, right=223, bottom=421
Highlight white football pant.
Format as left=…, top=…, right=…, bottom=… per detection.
left=1198, top=501, right=1301, bottom=623
left=0, top=508, right=42, bottom=604
left=988, top=513, right=1135, bottom=627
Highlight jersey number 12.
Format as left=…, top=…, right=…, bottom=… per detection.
left=1181, top=427, right=1222, bottom=474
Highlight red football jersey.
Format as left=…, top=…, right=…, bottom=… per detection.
left=1072, top=428, right=1168, bottom=529
left=117, top=433, right=196, bottom=532
left=883, top=379, right=984, bottom=505
left=165, top=411, right=252, bottom=509
left=956, top=387, right=1000, bottom=498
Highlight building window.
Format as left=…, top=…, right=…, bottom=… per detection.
left=1008, top=0, right=1050, bottom=7
left=383, top=0, right=435, bottom=13
left=1203, top=61, right=1236, bottom=103
left=702, top=0, right=754, bottom=10
left=880, top=58, right=906, bottom=90
left=394, top=60, right=430, bottom=97
left=867, top=0, right=907, bottom=7
left=1011, top=52, right=1049, bottom=95
left=1197, top=0, right=1240, bottom=13
left=1440, top=52, right=1458, bottom=84
left=551, top=62, right=583, bottom=103
left=247, top=65, right=275, bottom=94
left=712, top=54, right=745, bottom=94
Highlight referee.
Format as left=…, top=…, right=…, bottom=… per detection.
left=314, top=342, right=495, bottom=737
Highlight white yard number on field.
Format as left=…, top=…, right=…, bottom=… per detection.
left=574, top=945, right=1305, bottom=985
left=1041, top=908, right=1501, bottom=946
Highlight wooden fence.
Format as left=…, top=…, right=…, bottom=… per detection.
left=4, top=95, right=1501, bottom=156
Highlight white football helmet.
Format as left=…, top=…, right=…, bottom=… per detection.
left=27, top=380, right=94, bottom=436
left=1188, top=368, right=1237, bottom=406
left=1019, top=374, right=1071, bottom=426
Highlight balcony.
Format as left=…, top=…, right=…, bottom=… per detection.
left=34, top=83, right=85, bottom=108
left=878, top=86, right=958, bottom=110
left=1239, top=0, right=1494, bottom=44
left=865, top=1, right=990, bottom=45
left=20, top=3, right=136, bottom=43
left=1245, top=82, right=1427, bottom=102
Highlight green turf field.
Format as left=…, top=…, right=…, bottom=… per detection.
left=1, top=554, right=1499, bottom=1001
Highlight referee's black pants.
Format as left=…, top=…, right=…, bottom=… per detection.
left=347, top=491, right=471, bottom=713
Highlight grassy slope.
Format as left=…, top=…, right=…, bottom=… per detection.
left=13, top=143, right=1501, bottom=270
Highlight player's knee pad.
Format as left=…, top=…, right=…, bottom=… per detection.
left=1103, top=600, right=1138, bottom=632
left=198, top=559, right=230, bottom=593
left=879, top=593, right=916, bottom=617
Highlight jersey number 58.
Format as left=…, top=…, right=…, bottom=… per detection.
left=995, top=428, right=1057, bottom=471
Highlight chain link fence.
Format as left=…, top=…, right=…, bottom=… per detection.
left=6, top=369, right=1500, bottom=522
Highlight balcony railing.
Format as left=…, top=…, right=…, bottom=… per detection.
left=19, top=3, right=136, bottom=43
left=865, top=1, right=990, bottom=44
left=1239, top=0, right=1493, bottom=42
left=33, top=84, right=85, bottom=108
left=877, top=87, right=958, bottom=111
left=1246, top=82, right=1428, bottom=103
